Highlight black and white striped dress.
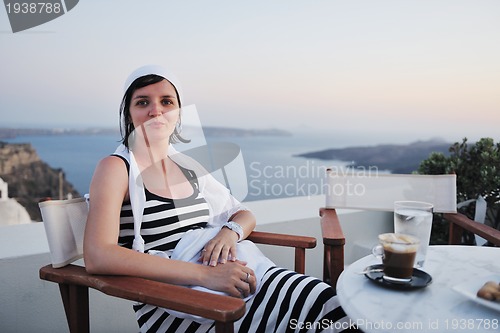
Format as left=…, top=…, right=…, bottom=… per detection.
left=117, top=162, right=354, bottom=333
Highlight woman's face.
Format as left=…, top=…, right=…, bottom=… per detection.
left=128, top=79, right=180, bottom=145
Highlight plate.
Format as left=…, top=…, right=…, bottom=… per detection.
left=364, top=264, right=432, bottom=290
left=452, top=275, right=500, bottom=312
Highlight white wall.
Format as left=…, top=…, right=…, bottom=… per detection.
left=249, top=195, right=393, bottom=270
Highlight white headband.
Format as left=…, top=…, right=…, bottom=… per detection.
left=123, top=65, right=183, bottom=104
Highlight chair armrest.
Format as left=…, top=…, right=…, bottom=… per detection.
left=445, top=213, right=500, bottom=246
left=39, top=264, right=245, bottom=323
left=319, top=208, right=345, bottom=246
left=247, top=231, right=316, bottom=274
left=319, top=208, right=345, bottom=289
left=247, top=231, right=316, bottom=249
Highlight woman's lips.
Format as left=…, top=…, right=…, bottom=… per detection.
left=147, top=121, right=166, bottom=128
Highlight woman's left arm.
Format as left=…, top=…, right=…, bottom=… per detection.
left=200, top=209, right=256, bottom=266
left=228, top=209, right=256, bottom=240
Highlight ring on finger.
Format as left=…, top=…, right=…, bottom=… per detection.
left=245, top=272, right=250, bottom=283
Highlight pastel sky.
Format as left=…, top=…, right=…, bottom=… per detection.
left=1, top=0, right=499, bottom=145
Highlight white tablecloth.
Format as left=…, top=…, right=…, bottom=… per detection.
left=337, top=246, right=500, bottom=333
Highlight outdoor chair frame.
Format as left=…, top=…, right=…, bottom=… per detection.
left=38, top=198, right=316, bottom=333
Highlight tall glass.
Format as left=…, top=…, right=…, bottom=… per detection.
left=394, top=201, right=433, bottom=268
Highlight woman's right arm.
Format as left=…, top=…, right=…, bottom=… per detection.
left=83, top=156, right=256, bottom=297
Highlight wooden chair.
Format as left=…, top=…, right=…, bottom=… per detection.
left=446, top=212, right=500, bottom=246
left=319, top=170, right=457, bottom=288
left=38, top=198, right=316, bottom=333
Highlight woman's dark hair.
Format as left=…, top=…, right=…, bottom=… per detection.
left=119, top=74, right=189, bottom=148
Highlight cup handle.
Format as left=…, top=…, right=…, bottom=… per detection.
left=372, top=244, right=384, bottom=259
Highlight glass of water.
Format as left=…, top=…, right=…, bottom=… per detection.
left=394, top=201, right=434, bottom=268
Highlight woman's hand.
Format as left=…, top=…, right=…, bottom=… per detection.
left=203, top=260, right=256, bottom=298
left=199, top=227, right=239, bottom=266
left=199, top=210, right=256, bottom=267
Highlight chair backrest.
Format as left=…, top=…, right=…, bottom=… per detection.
left=39, top=197, right=88, bottom=268
left=325, top=169, right=457, bottom=213
left=321, top=170, right=458, bottom=287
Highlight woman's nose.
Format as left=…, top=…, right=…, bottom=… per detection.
left=148, top=103, right=163, bottom=117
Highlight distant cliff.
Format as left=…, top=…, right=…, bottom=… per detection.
left=295, top=139, right=452, bottom=173
left=0, top=141, right=80, bottom=221
left=0, top=126, right=292, bottom=139
left=0, top=127, right=118, bottom=139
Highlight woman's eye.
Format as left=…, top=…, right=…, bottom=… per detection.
left=135, top=99, right=149, bottom=106
left=162, top=99, right=174, bottom=106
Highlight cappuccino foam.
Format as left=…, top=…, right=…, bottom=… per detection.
left=379, top=233, right=419, bottom=253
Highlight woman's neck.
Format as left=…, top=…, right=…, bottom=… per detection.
left=131, top=139, right=170, bottom=169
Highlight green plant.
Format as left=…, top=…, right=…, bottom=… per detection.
left=418, top=138, right=500, bottom=245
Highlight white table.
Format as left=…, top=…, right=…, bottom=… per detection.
left=337, top=246, right=500, bottom=333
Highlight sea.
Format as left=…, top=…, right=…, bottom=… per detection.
left=4, top=130, right=362, bottom=202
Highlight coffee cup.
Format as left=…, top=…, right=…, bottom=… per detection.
left=372, top=233, right=420, bottom=283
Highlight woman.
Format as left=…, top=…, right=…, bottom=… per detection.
left=83, top=65, right=355, bottom=332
